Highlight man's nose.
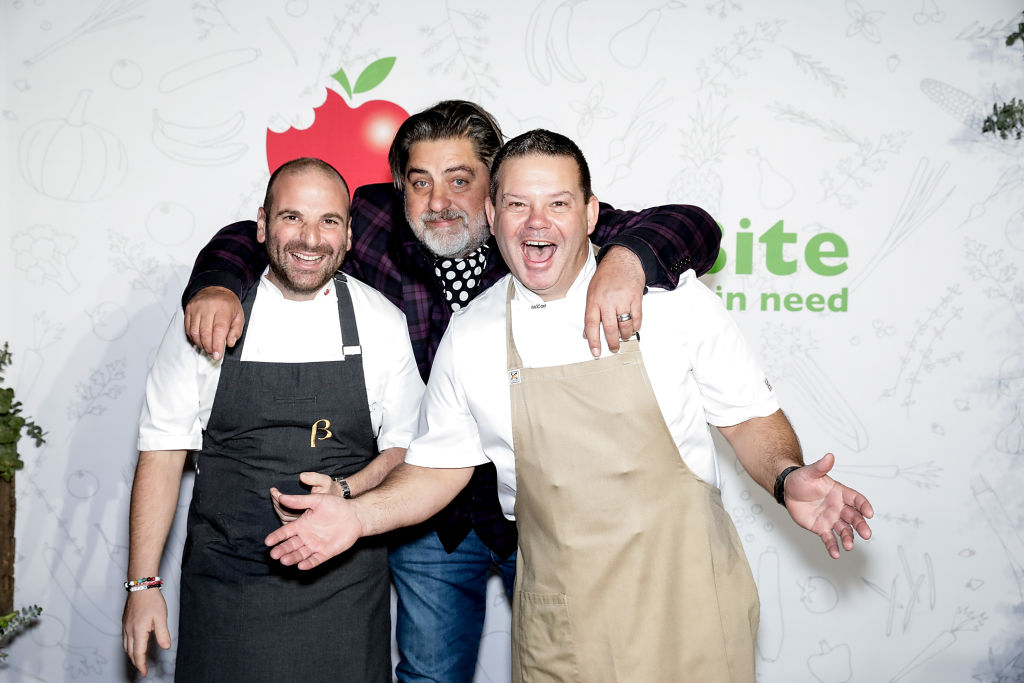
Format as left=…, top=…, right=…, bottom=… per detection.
left=300, top=222, right=321, bottom=246
left=428, top=184, right=451, bottom=212
left=526, top=205, right=549, bottom=230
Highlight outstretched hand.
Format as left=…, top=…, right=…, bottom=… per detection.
left=784, top=453, right=874, bottom=559
left=184, top=286, right=244, bottom=360
left=584, top=246, right=645, bottom=356
left=265, top=491, right=361, bottom=570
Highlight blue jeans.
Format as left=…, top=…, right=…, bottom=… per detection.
left=389, top=528, right=516, bottom=683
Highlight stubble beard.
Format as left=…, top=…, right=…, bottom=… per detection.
left=266, top=234, right=342, bottom=297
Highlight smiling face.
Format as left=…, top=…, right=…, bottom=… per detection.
left=256, top=167, right=352, bottom=301
left=486, top=153, right=598, bottom=301
left=402, top=137, right=491, bottom=258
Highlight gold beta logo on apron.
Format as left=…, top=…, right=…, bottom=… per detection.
left=310, top=418, right=333, bottom=447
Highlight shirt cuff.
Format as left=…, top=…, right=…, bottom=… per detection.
left=137, top=434, right=201, bottom=452
left=181, top=272, right=245, bottom=310
left=598, top=236, right=659, bottom=288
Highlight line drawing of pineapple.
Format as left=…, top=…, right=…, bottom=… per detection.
left=668, top=97, right=734, bottom=215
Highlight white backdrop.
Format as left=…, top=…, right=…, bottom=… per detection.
left=3, top=1, right=1024, bottom=681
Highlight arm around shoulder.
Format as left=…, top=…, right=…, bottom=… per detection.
left=593, top=202, right=722, bottom=289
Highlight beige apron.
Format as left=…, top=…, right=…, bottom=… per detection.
left=505, top=282, right=759, bottom=683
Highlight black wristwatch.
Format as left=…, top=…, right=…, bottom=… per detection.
left=333, top=476, right=352, bottom=499
left=773, top=466, right=801, bottom=506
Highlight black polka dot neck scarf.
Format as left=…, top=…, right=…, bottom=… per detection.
left=434, top=245, right=488, bottom=311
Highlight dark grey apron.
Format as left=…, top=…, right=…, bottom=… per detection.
left=175, top=275, right=390, bottom=682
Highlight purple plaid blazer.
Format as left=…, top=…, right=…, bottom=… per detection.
left=183, top=182, right=721, bottom=557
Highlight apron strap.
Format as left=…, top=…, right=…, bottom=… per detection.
left=225, top=273, right=361, bottom=362
left=334, top=273, right=362, bottom=356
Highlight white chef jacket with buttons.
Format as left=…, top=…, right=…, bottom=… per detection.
left=404, top=245, right=779, bottom=519
left=139, top=270, right=424, bottom=453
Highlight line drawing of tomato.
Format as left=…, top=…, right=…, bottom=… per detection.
left=265, top=57, right=409, bottom=196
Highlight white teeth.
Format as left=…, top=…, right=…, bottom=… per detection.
left=292, top=253, right=322, bottom=262
left=524, top=241, right=552, bottom=247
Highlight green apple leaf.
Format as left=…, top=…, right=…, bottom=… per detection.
left=331, top=66, right=354, bottom=98
left=353, top=57, right=396, bottom=94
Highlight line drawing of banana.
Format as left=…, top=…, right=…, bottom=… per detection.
left=524, top=0, right=586, bottom=85
left=152, top=109, right=248, bottom=166
left=153, top=110, right=245, bottom=147
left=547, top=1, right=586, bottom=82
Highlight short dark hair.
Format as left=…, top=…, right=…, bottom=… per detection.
left=488, top=129, right=592, bottom=203
left=387, top=100, right=504, bottom=190
left=263, top=157, right=349, bottom=214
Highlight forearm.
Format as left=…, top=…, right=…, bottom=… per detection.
left=181, top=220, right=267, bottom=309
left=717, top=410, right=803, bottom=494
left=345, top=447, right=406, bottom=497
left=351, top=463, right=473, bottom=537
left=594, top=202, right=722, bottom=288
left=127, top=450, right=187, bottom=577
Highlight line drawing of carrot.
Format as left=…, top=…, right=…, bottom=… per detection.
left=889, top=607, right=986, bottom=682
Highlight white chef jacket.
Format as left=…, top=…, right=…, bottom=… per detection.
left=139, top=270, right=424, bottom=453
left=404, top=246, right=779, bottom=519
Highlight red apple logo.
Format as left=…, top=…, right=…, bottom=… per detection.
left=266, top=58, right=408, bottom=196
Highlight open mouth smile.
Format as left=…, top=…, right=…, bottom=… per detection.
left=522, top=240, right=556, bottom=263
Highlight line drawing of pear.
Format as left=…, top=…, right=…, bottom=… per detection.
left=18, top=90, right=128, bottom=202
left=609, top=7, right=661, bottom=68
left=608, top=1, right=684, bottom=68
left=749, top=147, right=796, bottom=209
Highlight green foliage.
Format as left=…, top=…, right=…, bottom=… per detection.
left=0, top=605, right=42, bottom=660
left=0, top=343, right=46, bottom=482
left=982, top=98, right=1024, bottom=139
left=1006, top=14, right=1024, bottom=51
left=981, top=13, right=1024, bottom=140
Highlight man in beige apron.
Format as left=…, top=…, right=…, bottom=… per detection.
left=265, top=131, right=876, bottom=682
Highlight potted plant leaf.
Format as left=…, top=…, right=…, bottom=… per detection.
left=0, top=342, right=45, bottom=654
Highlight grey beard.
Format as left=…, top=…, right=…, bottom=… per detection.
left=406, top=209, right=490, bottom=259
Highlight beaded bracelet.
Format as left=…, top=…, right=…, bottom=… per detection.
left=124, top=576, right=163, bottom=593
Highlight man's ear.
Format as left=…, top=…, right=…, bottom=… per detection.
left=486, top=197, right=496, bottom=236
left=586, top=195, right=599, bottom=236
left=256, top=207, right=267, bottom=243
left=346, top=215, right=353, bottom=248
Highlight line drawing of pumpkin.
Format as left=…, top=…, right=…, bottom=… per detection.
left=18, top=89, right=128, bottom=202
